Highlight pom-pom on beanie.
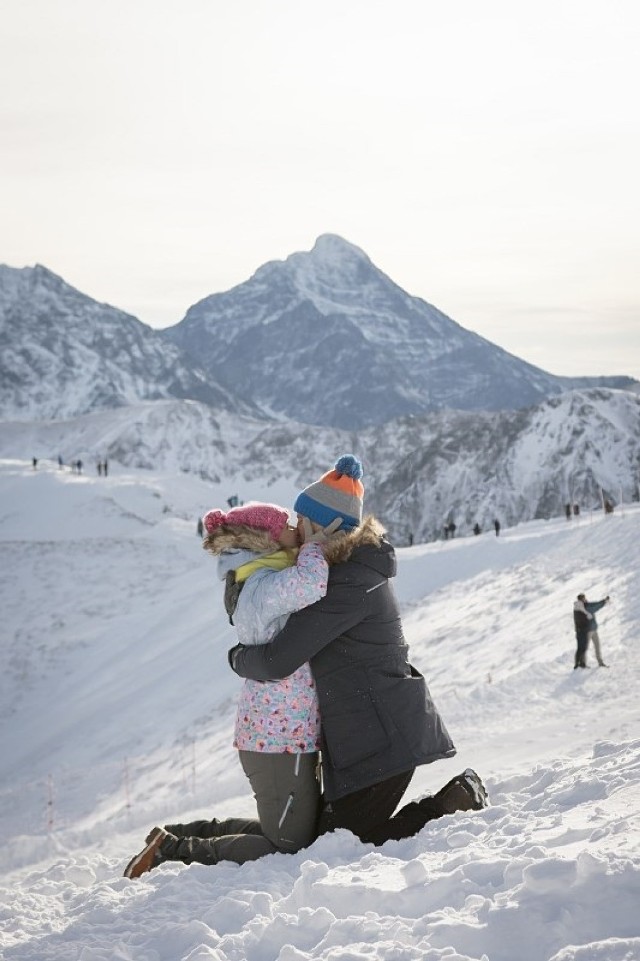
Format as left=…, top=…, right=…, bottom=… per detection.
left=293, top=454, right=364, bottom=531
left=202, top=502, right=289, bottom=543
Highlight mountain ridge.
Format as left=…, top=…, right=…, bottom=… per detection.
left=164, top=234, right=637, bottom=428
left=2, top=387, right=638, bottom=543
left=0, top=263, right=258, bottom=421
left=1, top=238, right=636, bottom=427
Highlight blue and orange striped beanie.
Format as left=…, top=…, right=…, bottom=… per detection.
left=294, top=454, right=364, bottom=531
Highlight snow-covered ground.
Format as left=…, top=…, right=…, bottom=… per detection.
left=1, top=457, right=638, bottom=961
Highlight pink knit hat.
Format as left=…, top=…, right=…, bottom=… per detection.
left=203, top=501, right=290, bottom=543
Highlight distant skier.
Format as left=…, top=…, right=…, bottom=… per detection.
left=494, top=519, right=501, bottom=536
left=473, top=523, right=481, bottom=536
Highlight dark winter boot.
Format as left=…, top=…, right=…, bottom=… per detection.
left=366, top=794, right=448, bottom=842
left=434, top=769, right=489, bottom=813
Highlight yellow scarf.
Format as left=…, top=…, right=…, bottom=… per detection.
left=234, top=548, right=298, bottom=584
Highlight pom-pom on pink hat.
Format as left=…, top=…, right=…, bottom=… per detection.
left=203, top=502, right=290, bottom=543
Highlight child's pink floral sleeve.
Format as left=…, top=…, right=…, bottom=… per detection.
left=260, top=543, right=328, bottom=621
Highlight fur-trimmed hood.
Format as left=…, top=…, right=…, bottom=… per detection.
left=322, top=514, right=386, bottom=565
left=323, top=515, right=393, bottom=576
left=203, top=524, right=281, bottom=557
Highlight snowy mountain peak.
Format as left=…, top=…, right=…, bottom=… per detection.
left=2, top=240, right=638, bottom=430
left=286, top=234, right=380, bottom=303
left=295, top=232, right=373, bottom=275
left=30, top=262, right=70, bottom=290
left=0, top=262, right=125, bottom=324
left=248, top=233, right=375, bottom=300
left=170, top=237, right=639, bottom=428
left=311, top=232, right=368, bottom=258
left=0, top=264, right=253, bottom=421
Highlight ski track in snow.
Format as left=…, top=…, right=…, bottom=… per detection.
left=0, top=458, right=639, bottom=961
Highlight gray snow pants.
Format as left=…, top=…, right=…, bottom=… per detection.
left=588, top=629, right=606, bottom=665
left=158, top=750, right=321, bottom=866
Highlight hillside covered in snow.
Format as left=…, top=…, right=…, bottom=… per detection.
left=2, top=387, right=638, bottom=543
left=1, top=457, right=638, bottom=961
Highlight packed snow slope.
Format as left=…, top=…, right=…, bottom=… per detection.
left=0, top=458, right=638, bottom=961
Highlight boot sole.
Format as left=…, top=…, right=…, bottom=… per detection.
left=123, top=827, right=164, bottom=879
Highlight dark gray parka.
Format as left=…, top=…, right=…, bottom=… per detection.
left=229, top=518, right=456, bottom=801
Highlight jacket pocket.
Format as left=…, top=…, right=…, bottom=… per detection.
left=322, top=691, right=391, bottom=770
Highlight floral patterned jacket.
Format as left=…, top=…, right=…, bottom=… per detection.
left=217, top=544, right=326, bottom=753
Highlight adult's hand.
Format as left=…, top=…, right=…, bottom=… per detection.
left=301, top=516, right=343, bottom=544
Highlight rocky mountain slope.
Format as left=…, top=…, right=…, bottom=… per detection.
left=2, top=388, right=638, bottom=542
left=164, top=234, right=636, bottom=428
left=0, top=264, right=255, bottom=421
left=1, top=240, right=635, bottom=427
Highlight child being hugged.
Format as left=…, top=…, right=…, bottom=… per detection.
left=204, top=501, right=334, bottom=757
left=123, top=501, right=341, bottom=879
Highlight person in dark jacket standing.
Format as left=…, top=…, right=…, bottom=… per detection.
left=230, top=455, right=488, bottom=846
left=573, top=593, right=592, bottom=669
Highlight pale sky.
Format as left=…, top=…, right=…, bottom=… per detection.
left=1, top=0, right=639, bottom=379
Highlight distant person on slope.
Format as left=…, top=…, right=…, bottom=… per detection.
left=584, top=594, right=611, bottom=667
left=124, top=501, right=341, bottom=880
left=573, top=593, right=593, bottom=669
left=230, top=455, right=488, bottom=849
